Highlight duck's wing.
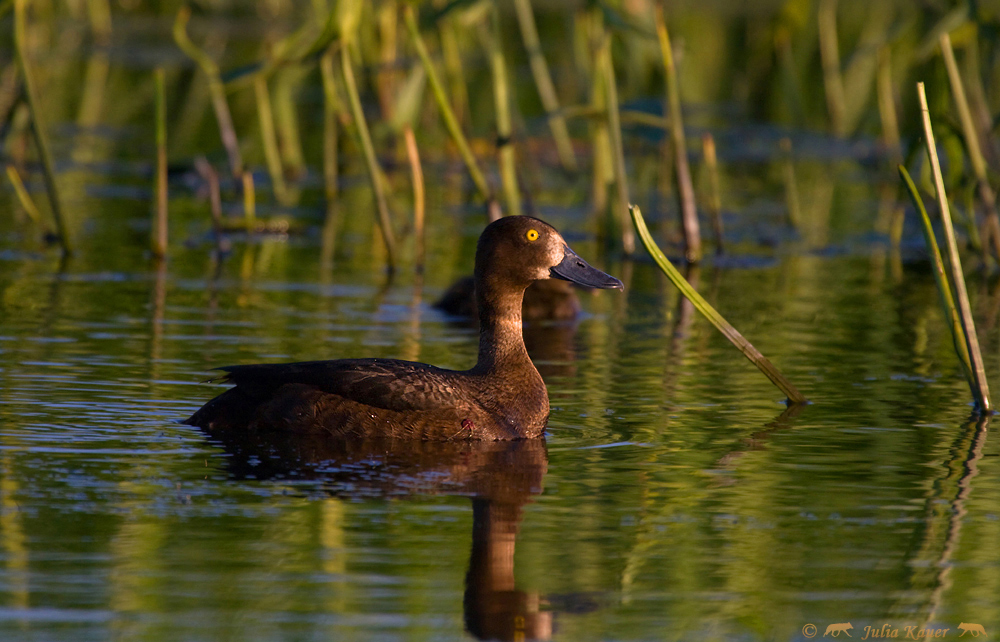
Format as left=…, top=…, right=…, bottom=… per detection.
left=214, top=359, right=469, bottom=412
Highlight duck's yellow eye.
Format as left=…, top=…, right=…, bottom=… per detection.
left=525, top=229, right=539, bottom=242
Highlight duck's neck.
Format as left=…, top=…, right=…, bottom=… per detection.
left=473, top=279, right=532, bottom=374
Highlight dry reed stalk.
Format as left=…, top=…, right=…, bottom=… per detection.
left=404, top=126, right=425, bottom=272
left=153, top=68, right=168, bottom=258
left=960, top=34, right=1000, bottom=168
left=195, top=157, right=225, bottom=251
left=940, top=33, right=1000, bottom=262
left=655, top=6, right=700, bottom=262
left=918, top=81, right=991, bottom=412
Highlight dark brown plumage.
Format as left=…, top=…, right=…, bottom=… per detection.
left=185, top=216, right=623, bottom=440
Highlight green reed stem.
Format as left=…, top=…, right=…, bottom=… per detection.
left=404, top=6, right=491, bottom=203
left=701, top=133, right=723, bottom=254
left=0, top=63, right=20, bottom=130
left=478, top=8, right=521, bottom=217
left=818, top=0, right=846, bottom=137
left=876, top=45, right=905, bottom=249
left=14, top=0, right=70, bottom=253
left=404, top=126, right=425, bottom=273
left=587, top=18, right=611, bottom=224
left=656, top=6, right=700, bottom=262
left=940, top=32, right=1000, bottom=262
left=779, top=137, right=801, bottom=231
left=5, top=164, right=46, bottom=229
left=272, top=69, right=306, bottom=180
left=374, top=0, right=398, bottom=123
left=876, top=45, right=901, bottom=163
left=940, top=34, right=987, bottom=189
left=241, top=171, right=256, bottom=233
left=320, top=49, right=339, bottom=203
left=252, top=75, right=290, bottom=206
left=631, top=204, right=807, bottom=405
left=601, top=38, right=635, bottom=255
left=153, top=68, right=168, bottom=257
left=438, top=16, right=468, bottom=128
left=194, top=157, right=224, bottom=249
left=918, top=81, right=991, bottom=412
left=87, top=0, right=111, bottom=46
left=173, top=6, right=243, bottom=177
left=341, top=46, right=397, bottom=271
left=899, top=165, right=974, bottom=388
left=512, top=0, right=576, bottom=172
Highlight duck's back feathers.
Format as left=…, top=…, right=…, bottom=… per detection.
left=214, top=359, right=467, bottom=412
left=184, top=358, right=534, bottom=441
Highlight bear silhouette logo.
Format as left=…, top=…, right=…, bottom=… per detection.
left=825, top=623, right=854, bottom=637
left=959, top=624, right=987, bottom=637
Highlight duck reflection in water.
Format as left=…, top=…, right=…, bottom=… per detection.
left=206, top=430, right=554, bottom=641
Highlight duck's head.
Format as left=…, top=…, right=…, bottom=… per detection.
left=475, top=216, right=624, bottom=291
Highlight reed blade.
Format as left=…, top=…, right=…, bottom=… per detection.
left=601, top=38, right=635, bottom=255
left=14, top=0, right=70, bottom=253
left=341, top=46, right=397, bottom=271
left=512, top=0, right=576, bottom=172
left=899, top=165, right=974, bottom=389
left=701, top=133, right=723, bottom=254
left=404, top=6, right=491, bottom=204
left=173, top=6, right=243, bottom=178
left=630, top=204, right=807, bottom=405
left=320, top=50, right=339, bottom=204
left=252, top=75, right=291, bottom=206
left=477, top=8, right=521, bottom=217
left=818, top=0, right=847, bottom=136
left=5, top=164, right=46, bottom=230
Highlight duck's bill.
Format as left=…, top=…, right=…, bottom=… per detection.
left=550, top=246, right=624, bottom=290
